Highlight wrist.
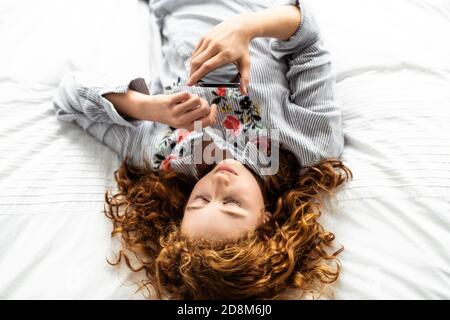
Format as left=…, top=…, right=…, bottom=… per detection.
left=231, top=14, right=259, bottom=41
left=140, top=95, right=161, bottom=122
left=240, top=6, right=301, bottom=41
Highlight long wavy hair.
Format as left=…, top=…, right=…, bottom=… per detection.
left=105, top=148, right=352, bottom=299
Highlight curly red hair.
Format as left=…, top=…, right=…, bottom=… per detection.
left=105, top=148, right=352, bottom=299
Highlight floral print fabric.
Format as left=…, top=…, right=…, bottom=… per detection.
left=152, top=79, right=268, bottom=171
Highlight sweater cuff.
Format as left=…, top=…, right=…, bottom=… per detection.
left=78, top=78, right=150, bottom=128
left=269, top=0, right=320, bottom=59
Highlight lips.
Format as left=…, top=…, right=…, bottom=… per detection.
left=214, top=164, right=238, bottom=176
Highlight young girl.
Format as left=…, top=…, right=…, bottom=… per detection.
left=53, top=0, right=351, bottom=299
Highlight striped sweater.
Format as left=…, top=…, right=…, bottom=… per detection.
left=53, top=0, right=344, bottom=178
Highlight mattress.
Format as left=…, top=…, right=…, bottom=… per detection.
left=0, top=0, right=449, bottom=299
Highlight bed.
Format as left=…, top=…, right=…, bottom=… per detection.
left=0, top=0, right=449, bottom=299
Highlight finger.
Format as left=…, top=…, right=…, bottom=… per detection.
left=173, top=94, right=202, bottom=116
left=188, top=53, right=227, bottom=86
left=191, top=37, right=207, bottom=60
left=188, top=46, right=221, bottom=84
left=199, top=103, right=218, bottom=128
left=238, top=56, right=250, bottom=95
left=186, top=104, right=218, bottom=131
left=191, top=38, right=209, bottom=61
left=180, top=100, right=211, bottom=125
left=169, top=91, right=191, bottom=104
left=204, top=103, right=218, bottom=126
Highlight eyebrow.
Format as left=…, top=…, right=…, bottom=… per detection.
left=220, top=209, right=246, bottom=218
left=186, top=206, right=246, bottom=219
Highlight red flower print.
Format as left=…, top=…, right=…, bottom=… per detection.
left=160, top=154, right=177, bottom=171
left=222, top=115, right=241, bottom=137
left=216, top=87, right=226, bottom=97
left=177, top=129, right=190, bottom=144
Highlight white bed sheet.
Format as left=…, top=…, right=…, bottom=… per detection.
left=0, top=0, right=449, bottom=299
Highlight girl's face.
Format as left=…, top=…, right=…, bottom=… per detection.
left=181, top=159, right=270, bottom=241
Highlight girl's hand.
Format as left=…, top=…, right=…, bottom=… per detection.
left=186, top=5, right=301, bottom=96
left=187, top=19, right=252, bottom=95
left=144, top=92, right=217, bottom=131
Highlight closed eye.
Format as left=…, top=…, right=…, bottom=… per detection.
left=223, top=198, right=241, bottom=207
left=195, top=195, right=210, bottom=203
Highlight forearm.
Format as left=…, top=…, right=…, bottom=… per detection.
left=238, top=5, right=301, bottom=41
left=104, top=90, right=216, bottom=131
left=104, top=90, right=149, bottom=121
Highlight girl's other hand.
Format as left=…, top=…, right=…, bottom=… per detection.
left=187, top=19, right=251, bottom=95
left=145, top=91, right=217, bottom=131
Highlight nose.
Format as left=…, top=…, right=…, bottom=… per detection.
left=212, top=172, right=230, bottom=192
